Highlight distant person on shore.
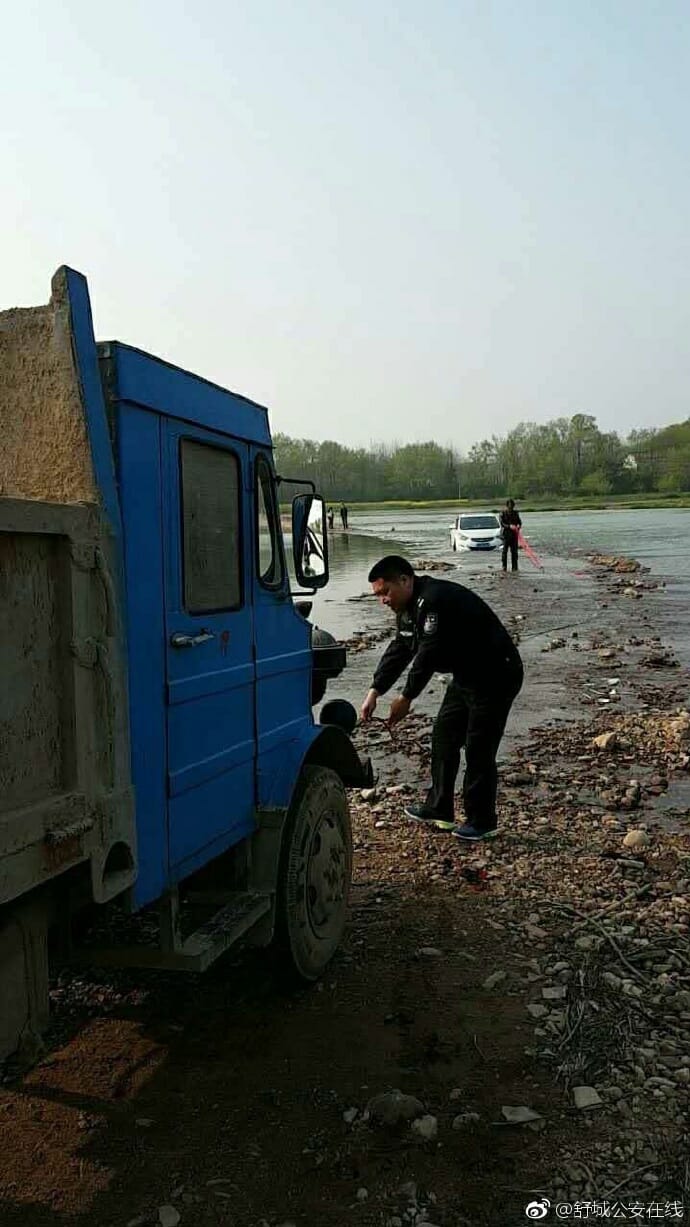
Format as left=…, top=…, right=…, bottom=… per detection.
left=500, top=499, right=522, bottom=572
left=340, top=503, right=349, bottom=530
left=360, top=556, right=523, bottom=841
left=327, top=507, right=335, bottom=530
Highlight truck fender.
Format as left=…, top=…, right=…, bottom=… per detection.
left=302, top=725, right=370, bottom=788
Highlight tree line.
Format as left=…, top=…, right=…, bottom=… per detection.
left=274, top=414, right=690, bottom=503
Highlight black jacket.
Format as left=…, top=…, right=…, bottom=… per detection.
left=500, top=508, right=522, bottom=541
left=372, top=576, right=522, bottom=701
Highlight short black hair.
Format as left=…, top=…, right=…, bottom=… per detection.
left=368, top=555, right=415, bottom=583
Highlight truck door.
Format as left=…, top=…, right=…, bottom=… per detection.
left=162, top=421, right=255, bottom=875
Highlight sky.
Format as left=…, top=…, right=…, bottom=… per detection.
left=2, top=0, right=689, bottom=451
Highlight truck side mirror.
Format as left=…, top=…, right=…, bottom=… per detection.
left=292, top=494, right=329, bottom=590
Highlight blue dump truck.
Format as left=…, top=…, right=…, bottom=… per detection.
left=0, top=267, right=370, bottom=1062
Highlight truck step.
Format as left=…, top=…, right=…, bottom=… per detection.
left=72, top=891, right=272, bottom=973
left=180, top=891, right=272, bottom=971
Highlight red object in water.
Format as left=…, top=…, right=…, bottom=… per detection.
left=516, top=527, right=543, bottom=570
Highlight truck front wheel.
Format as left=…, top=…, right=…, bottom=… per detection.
left=276, top=766, right=352, bottom=981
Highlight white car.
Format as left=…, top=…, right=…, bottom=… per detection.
left=449, top=512, right=502, bottom=552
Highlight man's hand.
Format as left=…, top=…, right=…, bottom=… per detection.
left=388, top=694, right=411, bottom=729
left=360, top=688, right=379, bottom=722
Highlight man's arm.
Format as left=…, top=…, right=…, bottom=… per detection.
left=361, top=634, right=414, bottom=722
left=372, top=635, right=415, bottom=695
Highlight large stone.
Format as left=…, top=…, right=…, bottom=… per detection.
left=573, top=1086, right=603, bottom=1111
left=527, top=1003, right=549, bottom=1019
left=623, top=830, right=650, bottom=850
left=501, top=1105, right=543, bottom=1124
left=366, top=1089, right=425, bottom=1128
left=542, top=986, right=567, bottom=1001
left=483, top=970, right=507, bottom=990
left=158, top=1208, right=181, bottom=1227
left=574, top=935, right=598, bottom=951
left=411, top=1114, right=438, bottom=1141
left=592, top=732, right=618, bottom=751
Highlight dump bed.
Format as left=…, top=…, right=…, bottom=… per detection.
left=0, top=270, right=136, bottom=915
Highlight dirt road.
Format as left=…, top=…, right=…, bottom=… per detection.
left=1, top=555, right=688, bottom=1227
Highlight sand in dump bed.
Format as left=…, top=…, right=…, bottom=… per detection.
left=0, top=271, right=97, bottom=506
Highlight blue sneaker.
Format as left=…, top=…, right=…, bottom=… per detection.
left=404, top=804, right=457, bottom=832
left=453, top=822, right=498, bottom=842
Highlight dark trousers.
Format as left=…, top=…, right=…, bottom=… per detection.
left=425, top=669, right=523, bottom=827
left=502, top=534, right=518, bottom=571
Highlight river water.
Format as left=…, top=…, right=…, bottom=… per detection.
left=307, top=506, right=690, bottom=798
left=312, top=506, right=690, bottom=644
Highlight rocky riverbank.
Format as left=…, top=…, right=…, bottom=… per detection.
left=0, top=552, right=687, bottom=1227
left=347, top=697, right=689, bottom=1221
left=341, top=552, right=689, bottom=1223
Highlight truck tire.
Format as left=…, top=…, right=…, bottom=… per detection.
left=276, top=766, right=352, bottom=981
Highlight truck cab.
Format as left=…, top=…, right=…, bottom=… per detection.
left=0, top=268, right=368, bottom=1063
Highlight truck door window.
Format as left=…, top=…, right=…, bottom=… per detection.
left=256, top=454, right=285, bottom=588
left=180, top=439, right=242, bottom=612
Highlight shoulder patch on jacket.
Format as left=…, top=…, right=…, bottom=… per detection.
left=423, top=612, right=438, bottom=635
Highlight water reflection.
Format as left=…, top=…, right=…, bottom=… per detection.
left=310, top=528, right=390, bottom=638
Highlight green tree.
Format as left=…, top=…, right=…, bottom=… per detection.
left=579, top=469, right=613, bottom=496
left=273, top=414, right=690, bottom=503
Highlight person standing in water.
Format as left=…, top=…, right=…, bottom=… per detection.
left=500, top=499, right=522, bottom=572
left=340, top=503, right=349, bottom=530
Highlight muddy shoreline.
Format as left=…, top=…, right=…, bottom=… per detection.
left=0, top=550, right=688, bottom=1227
